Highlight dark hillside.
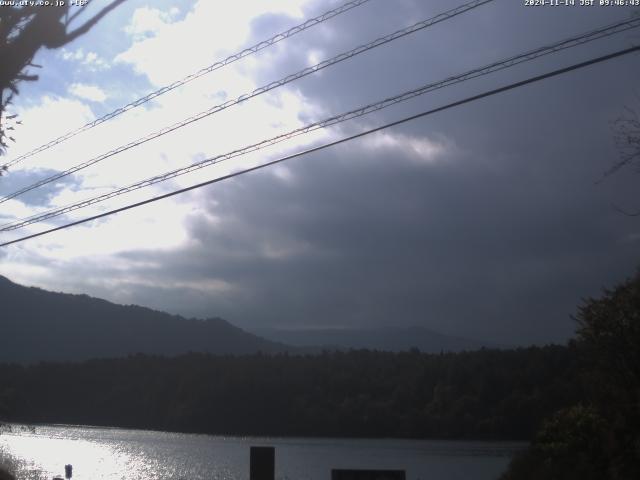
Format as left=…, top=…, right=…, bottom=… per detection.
left=0, top=275, right=287, bottom=362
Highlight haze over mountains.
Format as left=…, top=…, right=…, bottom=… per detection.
left=1, top=275, right=501, bottom=363
left=255, top=326, right=501, bottom=353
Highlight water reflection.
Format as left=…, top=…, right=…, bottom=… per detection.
left=0, top=424, right=524, bottom=480
left=2, top=431, right=134, bottom=480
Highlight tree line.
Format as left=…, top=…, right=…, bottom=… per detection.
left=1, top=271, right=637, bottom=478
left=0, top=345, right=581, bottom=440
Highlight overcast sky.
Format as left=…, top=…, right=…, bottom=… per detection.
left=0, top=0, right=639, bottom=345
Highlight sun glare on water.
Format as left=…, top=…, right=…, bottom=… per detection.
left=1, top=429, right=134, bottom=480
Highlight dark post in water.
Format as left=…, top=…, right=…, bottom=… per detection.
left=331, top=469, right=406, bottom=480
left=250, top=446, right=275, bottom=480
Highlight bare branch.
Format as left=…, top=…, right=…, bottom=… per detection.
left=0, top=1, right=127, bottom=156
left=15, top=73, right=39, bottom=82
left=599, top=94, right=640, bottom=182
left=66, top=0, right=94, bottom=26
left=64, top=0, right=127, bottom=44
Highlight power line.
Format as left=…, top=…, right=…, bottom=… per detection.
left=0, top=0, right=374, bottom=170
left=2, top=16, right=637, bottom=232
left=1, top=45, right=638, bottom=248
left=0, top=0, right=495, bottom=205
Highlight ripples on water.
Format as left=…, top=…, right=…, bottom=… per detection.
left=0, top=424, right=524, bottom=480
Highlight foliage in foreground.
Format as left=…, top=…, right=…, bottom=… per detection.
left=502, top=271, right=640, bottom=479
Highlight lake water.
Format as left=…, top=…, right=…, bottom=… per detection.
left=0, top=424, right=525, bottom=480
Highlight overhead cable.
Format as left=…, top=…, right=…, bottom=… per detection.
left=0, top=0, right=495, bottom=204
left=1, top=45, right=638, bottom=246
left=2, top=16, right=638, bottom=232
left=0, top=0, right=374, bottom=170
left=2, top=45, right=638, bottom=248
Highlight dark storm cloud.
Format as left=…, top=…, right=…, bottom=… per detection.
left=61, top=0, right=640, bottom=345
left=245, top=0, right=637, bottom=117
left=115, top=110, right=637, bottom=345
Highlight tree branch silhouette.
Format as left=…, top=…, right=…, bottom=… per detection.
left=0, top=1, right=127, bottom=158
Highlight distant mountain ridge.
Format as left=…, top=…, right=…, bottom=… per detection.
left=0, top=275, right=287, bottom=363
left=0, top=275, right=501, bottom=364
left=254, top=325, right=504, bottom=353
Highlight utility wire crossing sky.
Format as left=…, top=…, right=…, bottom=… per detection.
left=0, top=0, right=638, bottom=345
left=0, top=0, right=494, bottom=204
left=2, top=44, right=638, bottom=247
left=0, top=0, right=374, bottom=170
left=1, top=13, right=638, bottom=234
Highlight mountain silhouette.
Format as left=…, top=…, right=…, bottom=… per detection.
left=0, top=275, right=287, bottom=363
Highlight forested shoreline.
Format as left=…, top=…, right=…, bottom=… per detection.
left=2, top=272, right=638, bottom=478
left=0, top=346, right=580, bottom=440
